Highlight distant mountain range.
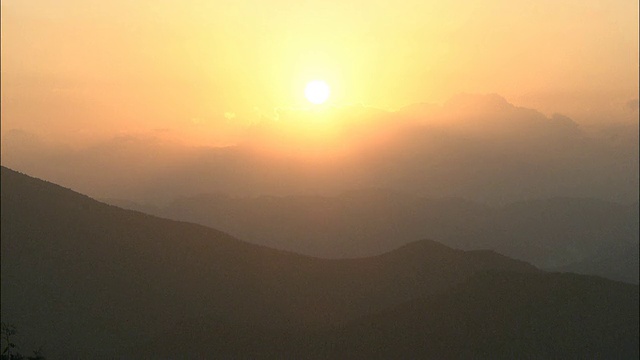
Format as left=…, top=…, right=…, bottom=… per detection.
left=2, top=166, right=638, bottom=359
left=3, top=94, right=638, bottom=205
left=106, top=190, right=639, bottom=284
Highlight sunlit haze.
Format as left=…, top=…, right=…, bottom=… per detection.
left=1, top=0, right=638, bottom=203
left=2, top=1, right=638, bottom=145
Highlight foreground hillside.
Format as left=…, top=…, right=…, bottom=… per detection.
left=315, top=271, right=639, bottom=359
left=135, top=270, right=639, bottom=359
left=1, top=166, right=638, bottom=359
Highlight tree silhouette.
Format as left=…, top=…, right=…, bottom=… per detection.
left=0, top=323, right=45, bottom=360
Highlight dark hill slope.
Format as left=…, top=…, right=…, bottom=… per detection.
left=309, top=271, right=639, bottom=359
left=135, top=271, right=639, bottom=359
left=1, top=166, right=536, bottom=358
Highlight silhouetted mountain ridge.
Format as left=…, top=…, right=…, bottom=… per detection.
left=2, top=166, right=544, bottom=358
left=110, top=190, right=639, bottom=283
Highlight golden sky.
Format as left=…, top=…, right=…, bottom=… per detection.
left=1, top=0, right=638, bottom=146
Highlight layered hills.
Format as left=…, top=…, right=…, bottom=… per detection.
left=109, top=191, right=639, bottom=283
left=1, top=166, right=637, bottom=358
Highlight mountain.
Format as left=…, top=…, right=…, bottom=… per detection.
left=1, top=166, right=537, bottom=358
left=108, top=191, right=639, bottom=283
left=307, top=271, right=639, bottom=359
left=551, top=237, right=640, bottom=284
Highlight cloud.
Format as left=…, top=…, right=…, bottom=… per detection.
left=2, top=94, right=637, bottom=204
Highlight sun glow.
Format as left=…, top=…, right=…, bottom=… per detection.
left=304, top=80, right=331, bottom=105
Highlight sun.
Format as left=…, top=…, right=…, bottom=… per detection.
left=304, top=80, right=331, bottom=105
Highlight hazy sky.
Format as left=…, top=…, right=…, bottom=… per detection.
left=3, top=93, right=637, bottom=204
left=1, top=0, right=638, bottom=205
left=2, top=0, right=638, bottom=147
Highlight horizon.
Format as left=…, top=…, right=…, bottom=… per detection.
left=2, top=1, right=638, bottom=205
